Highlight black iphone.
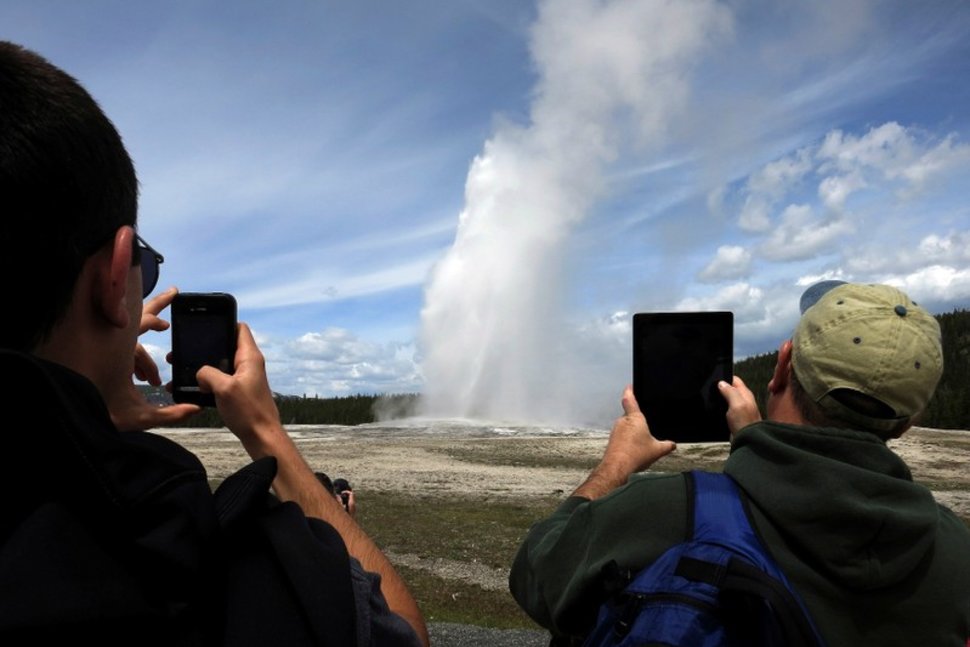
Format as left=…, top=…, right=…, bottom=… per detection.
left=171, top=292, right=237, bottom=407
left=632, top=311, right=733, bottom=443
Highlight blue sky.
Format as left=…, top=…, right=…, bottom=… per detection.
left=4, top=0, right=969, bottom=423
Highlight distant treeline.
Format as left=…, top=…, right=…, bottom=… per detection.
left=735, top=309, right=970, bottom=430
left=158, top=392, right=420, bottom=428
left=154, top=309, right=969, bottom=430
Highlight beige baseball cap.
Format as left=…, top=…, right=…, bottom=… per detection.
left=792, top=281, right=943, bottom=433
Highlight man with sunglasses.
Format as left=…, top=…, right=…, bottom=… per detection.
left=0, top=41, right=426, bottom=646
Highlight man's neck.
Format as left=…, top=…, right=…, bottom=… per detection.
left=33, top=324, right=123, bottom=403
left=765, top=389, right=808, bottom=426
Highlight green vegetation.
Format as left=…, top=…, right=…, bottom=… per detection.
left=734, top=309, right=970, bottom=430
left=276, top=393, right=417, bottom=425
left=437, top=442, right=600, bottom=471
left=394, top=565, right=530, bottom=627
left=923, top=309, right=970, bottom=429
left=154, top=391, right=419, bottom=428
left=354, top=490, right=559, bottom=628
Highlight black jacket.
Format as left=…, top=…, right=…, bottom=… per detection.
left=0, top=351, right=357, bottom=646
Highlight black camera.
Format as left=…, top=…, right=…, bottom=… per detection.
left=333, top=478, right=352, bottom=508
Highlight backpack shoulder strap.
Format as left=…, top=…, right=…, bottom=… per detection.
left=686, top=471, right=824, bottom=647
left=689, top=470, right=757, bottom=546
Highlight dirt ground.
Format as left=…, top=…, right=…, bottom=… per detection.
left=158, top=425, right=970, bottom=517
left=156, top=424, right=970, bottom=600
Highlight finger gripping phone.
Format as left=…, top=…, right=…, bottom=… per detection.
left=633, top=311, right=733, bottom=443
left=171, top=292, right=237, bottom=407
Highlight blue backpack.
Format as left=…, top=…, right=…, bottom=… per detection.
left=582, top=471, right=824, bottom=647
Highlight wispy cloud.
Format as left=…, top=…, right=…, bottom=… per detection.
left=237, top=251, right=443, bottom=309
left=699, top=246, right=752, bottom=282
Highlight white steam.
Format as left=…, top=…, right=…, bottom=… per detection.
left=418, top=0, right=731, bottom=422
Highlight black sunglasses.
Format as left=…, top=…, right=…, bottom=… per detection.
left=136, top=233, right=164, bottom=298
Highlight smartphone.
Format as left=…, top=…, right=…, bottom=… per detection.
left=171, top=292, right=237, bottom=407
left=632, top=311, right=733, bottom=443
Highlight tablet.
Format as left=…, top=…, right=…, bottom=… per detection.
left=632, top=311, right=734, bottom=443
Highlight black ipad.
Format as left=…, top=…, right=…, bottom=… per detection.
left=632, top=312, right=733, bottom=443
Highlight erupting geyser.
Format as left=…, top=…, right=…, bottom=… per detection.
left=418, top=0, right=730, bottom=423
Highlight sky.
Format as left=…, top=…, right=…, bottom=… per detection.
left=3, top=0, right=970, bottom=424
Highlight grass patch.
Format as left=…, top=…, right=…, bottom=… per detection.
left=435, top=443, right=600, bottom=471
left=356, top=489, right=559, bottom=568
left=430, top=438, right=730, bottom=473
left=395, top=565, right=539, bottom=629
left=354, top=489, right=560, bottom=628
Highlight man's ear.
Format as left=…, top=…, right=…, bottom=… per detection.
left=95, top=225, right=136, bottom=329
left=767, top=339, right=793, bottom=395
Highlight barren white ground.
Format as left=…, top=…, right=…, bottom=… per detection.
left=158, top=426, right=970, bottom=512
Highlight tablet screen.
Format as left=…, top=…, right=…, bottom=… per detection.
left=632, top=312, right=733, bottom=443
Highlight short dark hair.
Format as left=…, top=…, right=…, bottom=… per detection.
left=314, top=472, right=335, bottom=495
left=0, top=41, right=138, bottom=350
left=790, top=369, right=910, bottom=439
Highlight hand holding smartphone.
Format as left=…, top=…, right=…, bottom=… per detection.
left=632, top=312, right=733, bottom=443
left=171, top=292, right=237, bottom=407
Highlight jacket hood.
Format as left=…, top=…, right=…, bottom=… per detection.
left=724, top=421, right=939, bottom=591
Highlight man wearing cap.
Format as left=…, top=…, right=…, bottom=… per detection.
left=509, top=281, right=970, bottom=645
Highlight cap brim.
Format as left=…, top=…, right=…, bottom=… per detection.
left=799, top=280, right=848, bottom=314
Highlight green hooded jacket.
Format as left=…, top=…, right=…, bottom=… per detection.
left=509, top=421, right=970, bottom=646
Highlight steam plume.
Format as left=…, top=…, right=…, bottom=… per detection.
left=419, top=0, right=731, bottom=422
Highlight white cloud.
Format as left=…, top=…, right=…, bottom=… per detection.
left=749, top=147, right=814, bottom=196
left=899, top=134, right=970, bottom=188
left=846, top=230, right=970, bottom=276
left=676, top=282, right=765, bottom=320
left=275, top=329, right=422, bottom=396
left=818, top=171, right=866, bottom=210
left=720, top=121, right=970, bottom=268
left=140, top=343, right=170, bottom=383
left=817, top=122, right=911, bottom=172
left=733, top=122, right=970, bottom=240
left=816, top=122, right=970, bottom=203
left=880, top=265, right=970, bottom=305
left=795, top=269, right=849, bottom=287
left=737, top=148, right=814, bottom=232
left=738, top=196, right=773, bottom=232
left=292, top=329, right=380, bottom=363
left=918, top=231, right=970, bottom=261
left=139, top=327, right=423, bottom=398
left=759, top=204, right=853, bottom=261
left=698, top=245, right=752, bottom=282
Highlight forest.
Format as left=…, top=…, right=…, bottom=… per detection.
left=157, top=309, right=969, bottom=430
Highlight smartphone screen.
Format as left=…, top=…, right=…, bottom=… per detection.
left=633, top=312, right=733, bottom=443
left=171, top=293, right=237, bottom=407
